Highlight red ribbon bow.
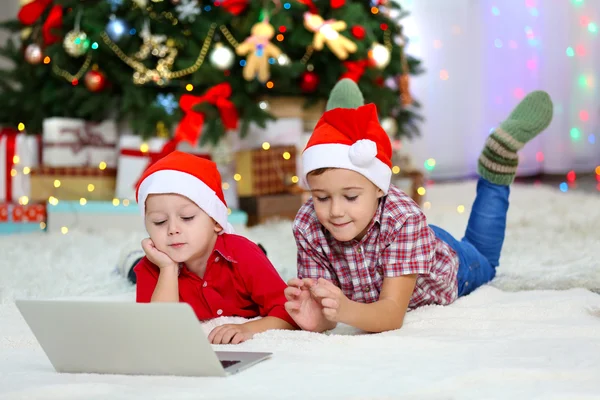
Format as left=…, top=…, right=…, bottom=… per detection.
left=340, top=59, right=371, bottom=83
left=175, top=83, right=239, bottom=146
left=18, top=0, right=63, bottom=45
left=1, top=128, right=19, bottom=203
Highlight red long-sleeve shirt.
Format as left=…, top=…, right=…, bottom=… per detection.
left=134, top=233, right=296, bottom=326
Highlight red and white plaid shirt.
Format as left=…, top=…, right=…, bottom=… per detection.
left=293, top=184, right=459, bottom=309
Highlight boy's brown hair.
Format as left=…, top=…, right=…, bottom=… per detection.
left=307, top=167, right=333, bottom=177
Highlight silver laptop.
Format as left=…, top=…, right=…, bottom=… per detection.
left=15, top=299, right=272, bottom=377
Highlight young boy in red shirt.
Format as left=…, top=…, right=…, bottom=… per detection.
left=134, top=151, right=296, bottom=344
left=285, top=79, right=553, bottom=333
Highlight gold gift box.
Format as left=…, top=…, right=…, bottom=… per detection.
left=30, top=166, right=116, bottom=202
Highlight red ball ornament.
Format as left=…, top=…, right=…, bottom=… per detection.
left=300, top=71, right=319, bottom=93
left=84, top=70, right=107, bottom=92
left=351, top=25, right=366, bottom=40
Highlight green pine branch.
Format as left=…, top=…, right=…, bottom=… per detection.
left=0, top=0, right=424, bottom=143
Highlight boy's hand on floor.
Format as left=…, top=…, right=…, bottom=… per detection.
left=141, top=238, right=178, bottom=270
left=310, top=278, right=350, bottom=323
left=284, top=278, right=332, bottom=332
left=208, top=324, right=254, bottom=345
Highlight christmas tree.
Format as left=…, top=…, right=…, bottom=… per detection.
left=0, top=0, right=423, bottom=146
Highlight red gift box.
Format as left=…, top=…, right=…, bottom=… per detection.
left=0, top=202, right=46, bottom=223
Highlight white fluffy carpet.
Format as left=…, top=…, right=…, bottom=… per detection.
left=0, top=181, right=599, bottom=399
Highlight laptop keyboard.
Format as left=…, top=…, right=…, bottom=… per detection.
left=220, top=360, right=241, bottom=369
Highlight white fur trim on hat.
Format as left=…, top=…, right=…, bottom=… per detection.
left=138, top=170, right=234, bottom=234
left=302, top=142, right=391, bottom=194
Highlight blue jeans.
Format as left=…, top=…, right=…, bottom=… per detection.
left=430, top=178, right=510, bottom=297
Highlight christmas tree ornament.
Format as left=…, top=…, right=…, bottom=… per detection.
left=399, top=74, right=412, bottom=106
left=277, top=53, right=290, bottom=66
left=351, top=25, right=366, bottom=40
left=132, top=0, right=147, bottom=6
left=209, top=43, right=235, bottom=70
left=221, top=0, right=249, bottom=16
left=175, top=0, right=201, bottom=22
left=64, top=31, right=90, bottom=57
left=133, top=20, right=178, bottom=85
left=21, top=27, right=32, bottom=41
left=380, top=117, right=398, bottom=137
left=236, top=19, right=282, bottom=82
left=106, top=15, right=128, bottom=42
left=107, top=0, right=124, bottom=8
left=63, top=11, right=90, bottom=58
left=156, top=121, right=170, bottom=138
left=84, top=69, right=107, bottom=92
left=303, top=13, right=357, bottom=60
left=369, top=42, right=391, bottom=69
left=300, top=71, right=319, bottom=92
left=156, top=93, right=178, bottom=115
left=398, top=36, right=413, bottom=106
left=24, top=43, right=43, bottom=64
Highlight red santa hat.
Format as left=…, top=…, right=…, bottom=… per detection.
left=302, top=79, right=393, bottom=194
left=135, top=151, right=234, bottom=234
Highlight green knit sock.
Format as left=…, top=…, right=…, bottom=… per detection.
left=478, top=91, right=554, bottom=185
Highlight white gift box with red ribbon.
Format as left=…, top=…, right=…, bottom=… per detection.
left=115, top=135, right=215, bottom=202
left=0, top=128, right=41, bottom=203
left=42, top=118, right=118, bottom=167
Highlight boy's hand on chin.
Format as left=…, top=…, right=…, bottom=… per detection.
left=141, top=238, right=178, bottom=270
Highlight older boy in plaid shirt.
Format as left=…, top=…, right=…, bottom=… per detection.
left=284, top=79, right=553, bottom=333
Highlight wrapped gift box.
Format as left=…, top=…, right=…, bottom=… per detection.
left=258, top=96, right=326, bottom=132
left=234, top=145, right=298, bottom=197
left=0, top=202, right=47, bottom=235
left=228, top=118, right=303, bottom=153
left=115, top=135, right=212, bottom=200
left=30, top=166, right=117, bottom=202
left=0, top=128, right=42, bottom=203
left=238, top=193, right=304, bottom=227
left=42, top=118, right=118, bottom=167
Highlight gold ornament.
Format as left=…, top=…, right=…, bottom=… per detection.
left=132, top=21, right=178, bottom=86
left=100, top=24, right=216, bottom=85
left=63, top=30, right=90, bottom=58
left=303, top=13, right=357, bottom=60
left=156, top=121, right=170, bottom=138
left=235, top=21, right=281, bottom=82
left=21, top=27, right=32, bottom=41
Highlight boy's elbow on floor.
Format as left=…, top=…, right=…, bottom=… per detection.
left=388, top=316, right=404, bottom=332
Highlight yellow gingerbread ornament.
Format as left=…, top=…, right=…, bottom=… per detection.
left=303, top=12, right=357, bottom=60
left=235, top=20, right=282, bottom=83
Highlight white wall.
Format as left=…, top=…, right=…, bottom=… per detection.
left=0, top=1, right=21, bottom=70
left=398, top=0, right=600, bottom=179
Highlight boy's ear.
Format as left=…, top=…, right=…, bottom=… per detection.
left=376, top=187, right=385, bottom=198
left=214, top=220, right=223, bottom=233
